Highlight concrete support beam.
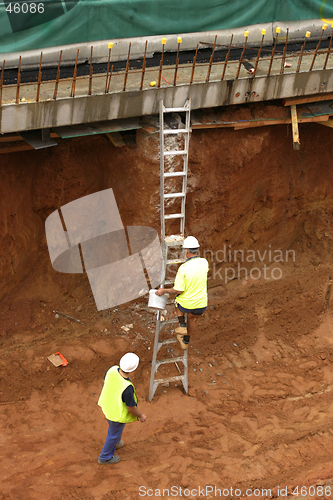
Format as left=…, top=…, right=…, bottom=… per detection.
left=1, top=68, right=333, bottom=134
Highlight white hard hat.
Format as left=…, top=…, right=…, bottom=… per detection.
left=119, top=353, right=139, bottom=373
left=183, top=236, right=200, bottom=249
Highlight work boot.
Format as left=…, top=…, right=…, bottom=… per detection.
left=98, top=455, right=120, bottom=464
left=175, top=326, right=187, bottom=335
left=177, top=334, right=190, bottom=350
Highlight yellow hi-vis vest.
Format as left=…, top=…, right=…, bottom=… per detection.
left=98, top=365, right=138, bottom=423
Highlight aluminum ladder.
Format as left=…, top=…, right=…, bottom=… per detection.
left=148, top=98, right=191, bottom=401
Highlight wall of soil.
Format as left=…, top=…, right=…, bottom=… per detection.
left=1, top=121, right=333, bottom=302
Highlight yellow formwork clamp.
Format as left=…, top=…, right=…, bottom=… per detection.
left=276, top=26, right=281, bottom=34
left=177, top=37, right=182, bottom=44
left=261, top=29, right=266, bottom=36
left=161, top=38, right=167, bottom=45
left=244, top=30, right=249, bottom=37
left=305, top=31, right=311, bottom=38
left=108, top=42, right=113, bottom=49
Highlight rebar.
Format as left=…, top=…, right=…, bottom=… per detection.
left=70, top=49, right=79, bottom=98
left=88, top=46, right=93, bottom=95
left=173, top=38, right=182, bottom=86
left=15, top=56, right=21, bottom=104
left=221, top=34, right=233, bottom=81
left=324, top=29, right=333, bottom=70
left=105, top=44, right=112, bottom=93
left=267, top=30, right=279, bottom=76
left=0, top=60, right=5, bottom=106
left=140, top=40, right=148, bottom=90
left=310, top=25, right=327, bottom=71
left=280, top=28, right=289, bottom=74
left=190, top=44, right=199, bottom=84
left=36, top=52, right=43, bottom=102
left=123, top=42, right=131, bottom=91
left=158, top=42, right=165, bottom=88
left=53, top=50, right=62, bottom=100
left=252, top=31, right=266, bottom=77
left=206, top=35, right=217, bottom=83
left=236, top=33, right=248, bottom=79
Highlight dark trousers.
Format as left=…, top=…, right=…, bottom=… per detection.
left=98, top=420, right=125, bottom=462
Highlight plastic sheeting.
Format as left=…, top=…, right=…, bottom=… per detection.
left=0, top=0, right=333, bottom=54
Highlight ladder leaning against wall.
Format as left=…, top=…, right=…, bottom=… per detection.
left=148, top=98, right=191, bottom=401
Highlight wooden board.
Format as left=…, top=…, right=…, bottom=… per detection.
left=233, top=114, right=329, bottom=130
left=283, top=93, right=333, bottom=107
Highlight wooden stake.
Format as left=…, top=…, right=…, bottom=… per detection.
left=15, top=56, right=21, bottom=104
left=123, top=42, right=131, bottom=91
left=206, top=35, right=217, bottom=83
left=36, top=52, right=43, bottom=102
left=70, top=49, right=79, bottom=98
left=53, top=50, right=62, bottom=100
left=140, top=40, right=148, bottom=90
left=291, top=105, right=300, bottom=150
left=221, top=34, right=233, bottom=81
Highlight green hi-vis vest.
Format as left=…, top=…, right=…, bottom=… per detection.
left=98, top=365, right=138, bottom=423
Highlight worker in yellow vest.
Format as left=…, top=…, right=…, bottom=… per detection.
left=97, top=352, right=146, bottom=464
left=156, top=236, right=208, bottom=350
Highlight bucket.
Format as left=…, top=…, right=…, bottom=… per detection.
left=148, top=289, right=169, bottom=310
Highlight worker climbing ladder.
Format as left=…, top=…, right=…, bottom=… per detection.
left=148, top=98, right=191, bottom=401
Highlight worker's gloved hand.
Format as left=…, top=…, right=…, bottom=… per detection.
left=155, top=289, right=165, bottom=296
left=139, top=414, right=147, bottom=422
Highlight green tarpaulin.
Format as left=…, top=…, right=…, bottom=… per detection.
left=0, top=0, right=333, bottom=53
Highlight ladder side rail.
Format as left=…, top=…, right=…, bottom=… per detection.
left=149, top=310, right=163, bottom=401
left=159, top=99, right=166, bottom=243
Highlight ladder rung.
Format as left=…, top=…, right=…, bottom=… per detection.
left=164, top=172, right=186, bottom=178
left=158, top=338, right=177, bottom=345
left=154, top=375, right=186, bottom=384
left=164, top=150, right=187, bottom=156
left=164, top=235, right=184, bottom=245
left=156, top=356, right=186, bottom=366
left=164, top=279, right=175, bottom=285
left=167, top=258, right=185, bottom=265
left=164, top=192, right=185, bottom=199
left=160, top=318, right=178, bottom=325
left=165, top=213, right=184, bottom=220
left=163, top=129, right=189, bottom=135
left=164, top=107, right=189, bottom=113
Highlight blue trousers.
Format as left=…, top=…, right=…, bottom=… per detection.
left=98, top=420, right=125, bottom=462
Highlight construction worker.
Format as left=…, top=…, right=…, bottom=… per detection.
left=155, top=236, right=208, bottom=349
left=97, top=352, right=146, bottom=464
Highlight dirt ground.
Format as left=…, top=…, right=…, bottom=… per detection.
left=2, top=118, right=333, bottom=500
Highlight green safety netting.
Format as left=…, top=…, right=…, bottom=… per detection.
left=0, top=0, right=333, bottom=53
